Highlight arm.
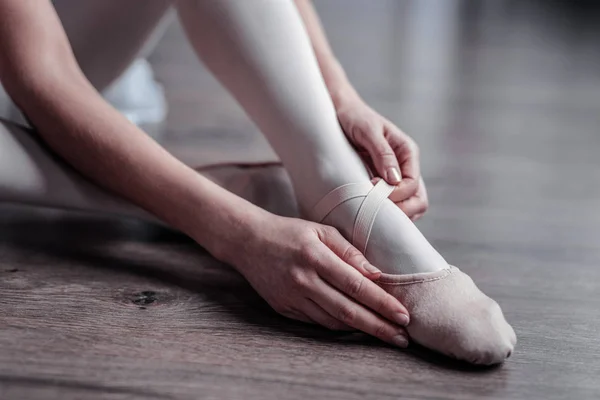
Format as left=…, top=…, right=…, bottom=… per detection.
left=295, top=0, right=428, bottom=218
left=0, top=0, right=410, bottom=343
left=0, top=0, right=255, bottom=255
left=293, top=0, right=356, bottom=108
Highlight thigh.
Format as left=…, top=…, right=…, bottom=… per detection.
left=52, top=0, right=173, bottom=91
left=0, top=118, right=151, bottom=218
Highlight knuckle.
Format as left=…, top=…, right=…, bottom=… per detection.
left=398, top=137, right=419, bottom=156
left=341, top=244, right=362, bottom=265
left=337, top=305, right=357, bottom=324
left=374, top=323, right=392, bottom=339
left=298, top=228, right=318, bottom=246
left=271, top=303, right=288, bottom=316
left=297, top=243, right=319, bottom=266
left=408, top=180, right=420, bottom=195
left=350, top=125, right=368, bottom=142
left=320, top=319, right=335, bottom=330
left=321, top=225, right=339, bottom=238
left=323, top=319, right=344, bottom=331
left=314, top=225, right=339, bottom=246
left=279, top=310, right=295, bottom=319
left=374, top=296, right=393, bottom=315
left=361, top=121, right=379, bottom=135
left=375, top=144, right=395, bottom=158
left=382, top=125, right=395, bottom=140
left=345, top=277, right=365, bottom=297
left=388, top=190, right=403, bottom=204
left=289, top=268, right=310, bottom=289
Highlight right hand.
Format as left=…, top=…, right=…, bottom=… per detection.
left=225, top=214, right=411, bottom=348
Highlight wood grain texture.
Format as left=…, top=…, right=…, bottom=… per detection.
left=2, top=1, right=600, bottom=399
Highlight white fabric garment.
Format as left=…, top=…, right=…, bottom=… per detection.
left=0, top=0, right=516, bottom=365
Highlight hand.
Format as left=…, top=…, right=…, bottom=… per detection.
left=336, top=96, right=429, bottom=220
left=372, top=177, right=429, bottom=221
left=226, top=214, right=410, bottom=348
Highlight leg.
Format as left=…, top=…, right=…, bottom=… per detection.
left=0, top=1, right=289, bottom=220
left=0, top=120, right=296, bottom=221
left=0, top=1, right=172, bottom=125
left=0, top=120, right=151, bottom=219
left=53, top=0, right=172, bottom=91
left=177, top=0, right=515, bottom=364
left=0, top=1, right=171, bottom=213
left=177, top=0, right=445, bottom=275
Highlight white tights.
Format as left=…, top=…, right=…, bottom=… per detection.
left=0, top=0, right=447, bottom=274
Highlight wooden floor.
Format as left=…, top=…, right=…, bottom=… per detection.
left=2, top=1, right=600, bottom=399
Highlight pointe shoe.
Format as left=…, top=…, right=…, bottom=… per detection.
left=377, top=266, right=516, bottom=365
left=311, top=180, right=516, bottom=365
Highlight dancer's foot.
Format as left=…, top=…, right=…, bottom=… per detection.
left=377, top=265, right=516, bottom=365
left=174, top=0, right=515, bottom=364
left=306, top=180, right=516, bottom=364
left=299, top=158, right=448, bottom=276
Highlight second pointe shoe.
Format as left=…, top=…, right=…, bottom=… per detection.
left=311, top=180, right=516, bottom=365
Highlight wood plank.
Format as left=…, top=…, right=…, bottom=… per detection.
left=2, top=1, right=600, bottom=399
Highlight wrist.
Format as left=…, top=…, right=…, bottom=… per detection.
left=319, top=58, right=361, bottom=109
left=329, top=82, right=362, bottom=111
left=192, top=198, right=268, bottom=268
left=327, top=76, right=363, bottom=112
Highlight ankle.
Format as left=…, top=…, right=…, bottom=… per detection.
left=291, top=157, right=371, bottom=213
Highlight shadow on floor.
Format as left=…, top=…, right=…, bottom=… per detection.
left=0, top=209, right=504, bottom=373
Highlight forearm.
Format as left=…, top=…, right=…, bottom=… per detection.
left=6, top=72, right=264, bottom=260
left=294, top=0, right=360, bottom=106
left=0, top=0, right=269, bottom=263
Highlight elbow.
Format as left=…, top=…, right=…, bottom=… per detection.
left=0, top=49, right=87, bottom=112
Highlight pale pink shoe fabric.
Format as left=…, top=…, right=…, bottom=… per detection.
left=311, top=180, right=394, bottom=254
left=312, top=180, right=517, bottom=365
left=377, top=266, right=516, bottom=365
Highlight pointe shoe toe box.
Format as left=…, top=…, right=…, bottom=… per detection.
left=377, top=266, right=516, bottom=365
left=451, top=300, right=516, bottom=365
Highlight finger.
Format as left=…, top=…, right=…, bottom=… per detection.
left=412, top=212, right=425, bottom=221
left=389, top=184, right=413, bottom=204
left=357, top=150, right=377, bottom=177
left=396, top=177, right=429, bottom=219
left=356, top=128, right=401, bottom=185
left=308, top=278, right=409, bottom=348
left=396, top=196, right=428, bottom=220
left=317, top=226, right=381, bottom=279
left=279, top=308, right=314, bottom=324
left=387, top=126, right=420, bottom=198
left=314, top=233, right=410, bottom=324
left=300, top=299, right=354, bottom=331
left=417, top=176, right=429, bottom=204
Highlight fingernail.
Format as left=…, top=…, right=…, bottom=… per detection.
left=391, top=335, right=409, bottom=348
left=386, top=167, right=401, bottom=184
left=362, top=262, right=380, bottom=275
left=395, top=313, right=410, bottom=326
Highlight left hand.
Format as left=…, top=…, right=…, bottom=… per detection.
left=336, top=96, right=429, bottom=220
